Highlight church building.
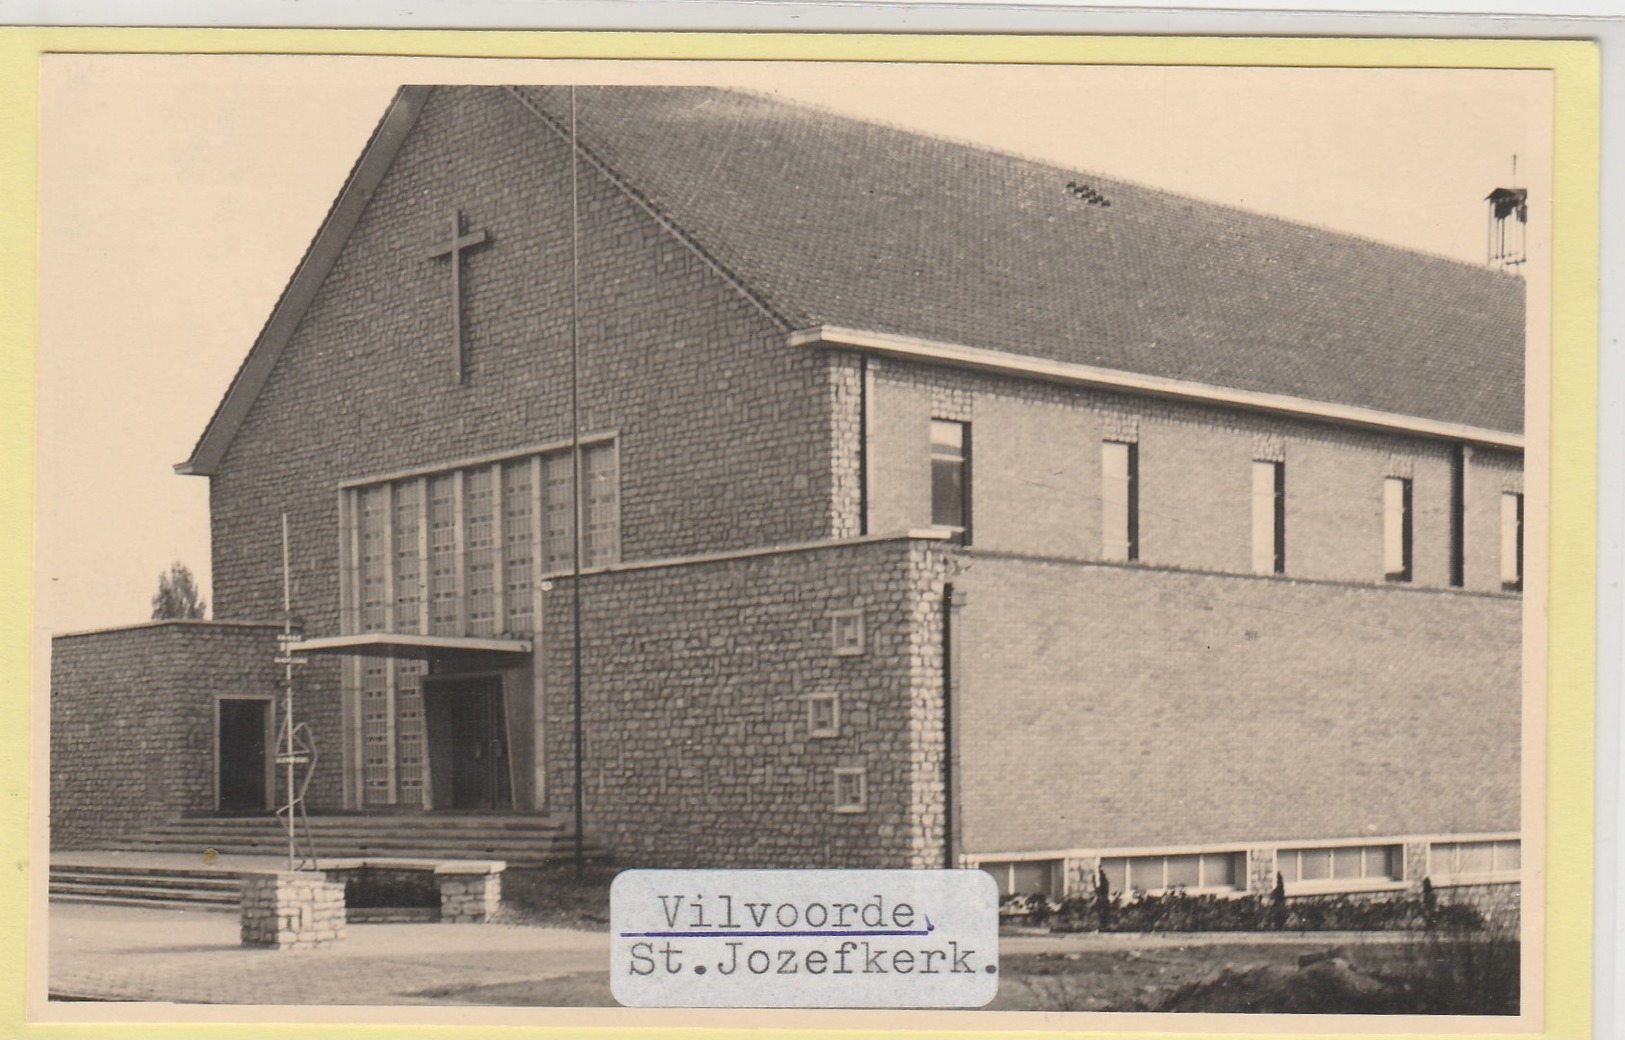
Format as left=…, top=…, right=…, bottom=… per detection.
left=52, top=85, right=1525, bottom=904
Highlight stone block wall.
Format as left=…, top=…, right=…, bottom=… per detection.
left=955, top=556, right=1520, bottom=856
left=439, top=869, right=503, bottom=923
left=542, top=536, right=952, bottom=868
left=50, top=621, right=285, bottom=849
left=240, top=871, right=347, bottom=949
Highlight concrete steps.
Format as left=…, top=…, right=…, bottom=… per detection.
left=95, top=813, right=606, bottom=868
left=50, top=865, right=241, bottom=913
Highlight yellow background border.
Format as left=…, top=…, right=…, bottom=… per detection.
left=0, top=27, right=1598, bottom=1040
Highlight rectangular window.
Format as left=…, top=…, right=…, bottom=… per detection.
left=833, top=767, right=867, bottom=813
left=1449, top=445, right=1466, bottom=587
left=1384, top=477, right=1413, bottom=582
left=1100, top=851, right=1243, bottom=895
left=982, top=860, right=1063, bottom=899
left=1278, top=844, right=1402, bottom=889
left=807, top=693, right=840, bottom=738
left=1430, top=839, right=1520, bottom=880
left=1501, top=492, right=1524, bottom=591
left=1252, top=460, right=1285, bottom=575
left=930, top=420, right=970, bottom=544
left=1102, top=440, right=1139, bottom=562
left=831, top=609, right=865, bottom=656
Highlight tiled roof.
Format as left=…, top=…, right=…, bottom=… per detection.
left=513, top=85, right=1525, bottom=435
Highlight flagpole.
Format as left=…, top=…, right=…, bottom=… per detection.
left=569, top=86, right=586, bottom=880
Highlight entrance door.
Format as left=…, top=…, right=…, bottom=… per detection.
left=217, top=698, right=270, bottom=812
left=426, top=677, right=513, bottom=810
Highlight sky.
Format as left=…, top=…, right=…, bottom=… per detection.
left=33, top=54, right=1552, bottom=637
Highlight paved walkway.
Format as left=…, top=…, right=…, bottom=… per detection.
left=49, top=903, right=609, bottom=1005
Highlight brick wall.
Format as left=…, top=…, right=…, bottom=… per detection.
left=863, top=356, right=1521, bottom=595
left=204, top=86, right=846, bottom=805
left=50, top=621, right=284, bottom=849
left=541, top=537, right=951, bottom=868
left=954, top=557, right=1519, bottom=855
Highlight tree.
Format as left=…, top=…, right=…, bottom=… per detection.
left=151, top=561, right=207, bottom=620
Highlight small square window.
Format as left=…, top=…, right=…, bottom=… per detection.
left=833, top=767, right=867, bottom=813
left=807, top=693, right=840, bottom=738
left=831, top=610, right=865, bottom=656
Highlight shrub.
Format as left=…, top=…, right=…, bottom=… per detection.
left=1000, top=884, right=1487, bottom=935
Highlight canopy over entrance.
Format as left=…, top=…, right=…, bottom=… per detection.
left=290, top=632, right=532, bottom=663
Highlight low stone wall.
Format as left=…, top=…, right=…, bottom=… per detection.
left=240, top=871, right=347, bottom=949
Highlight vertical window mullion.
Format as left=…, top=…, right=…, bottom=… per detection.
left=416, top=477, right=430, bottom=634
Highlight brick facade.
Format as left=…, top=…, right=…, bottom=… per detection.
left=50, top=621, right=284, bottom=849
left=863, top=356, right=1521, bottom=595
left=204, top=87, right=842, bottom=809
left=955, top=557, right=1519, bottom=854
left=538, top=537, right=951, bottom=867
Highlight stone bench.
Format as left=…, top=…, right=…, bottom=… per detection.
left=239, top=858, right=506, bottom=947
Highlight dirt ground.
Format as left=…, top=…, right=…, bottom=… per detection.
left=434, top=938, right=1513, bottom=1013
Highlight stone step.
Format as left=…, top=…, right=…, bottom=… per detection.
left=49, top=893, right=237, bottom=914
left=50, top=869, right=241, bottom=891
left=50, top=879, right=240, bottom=904
left=163, top=815, right=571, bottom=832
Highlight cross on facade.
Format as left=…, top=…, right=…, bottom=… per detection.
left=426, top=208, right=490, bottom=384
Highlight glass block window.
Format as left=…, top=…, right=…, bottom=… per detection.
left=982, top=860, right=1062, bottom=898
left=1279, top=844, right=1402, bottom=886
left=464, top=467, right=498, bottom=637
left=541, top=444, right=620, bottom=573
left=395, top=659, right=427, bottom=804
left=361, top=661, right=392, bottom=805
left=833, top=767, right=867, bottom=813
left=584, top=444, right=620, bottom=568
left=807, top=693, right=839, bottom=738
left=542, top=452, right=575, bottom=573
left=930, top=419, right=970, bottom=544
left=393, top=478, right=423, bottom=633
left=358, top=485, right=390, bottom=633
left=344, top=440, right=619, bottom=642
left=427, top=474, right=459, bottom=635
left=1430, top=839, right=1519, bottom=879
left=502, top=460, right=536, bottom=631
left=1101, top=851, right=1243, bottom=895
